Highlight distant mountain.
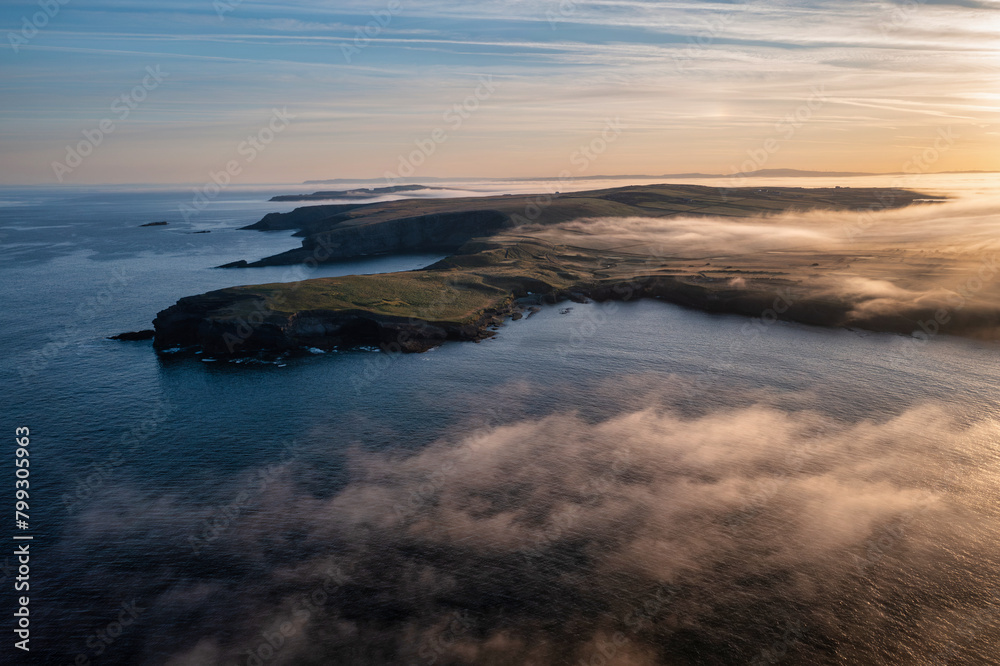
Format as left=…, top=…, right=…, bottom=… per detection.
left=303, top=169, right=992, bottom=186
left=303, top=177, right=466, bottom=185
left=727, top=168, right=874, bottom=178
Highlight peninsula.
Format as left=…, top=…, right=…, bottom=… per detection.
left=147, top=183, right=1000, bottom=357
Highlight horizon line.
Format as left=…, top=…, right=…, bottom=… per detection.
left=2, top=168, right=998, bottom=189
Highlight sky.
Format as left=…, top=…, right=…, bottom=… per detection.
left=0, top=0, right=998, bottom=185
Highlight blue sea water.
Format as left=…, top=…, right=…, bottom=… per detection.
left=2, top=182, right=999, bottom=664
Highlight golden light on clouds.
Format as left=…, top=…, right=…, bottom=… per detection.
left=0, top=0, right=998, bottom=183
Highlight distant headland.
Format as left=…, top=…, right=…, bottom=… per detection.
left=270, top=185, right=458, bottom=202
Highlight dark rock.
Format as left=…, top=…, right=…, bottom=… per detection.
left=109, top=330, right=155, bottom=341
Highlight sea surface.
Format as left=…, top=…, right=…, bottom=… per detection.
left=2, top=176, right=999, bottom=664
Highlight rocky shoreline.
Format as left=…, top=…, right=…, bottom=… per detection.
left=152, top=294, right=519, bottom=356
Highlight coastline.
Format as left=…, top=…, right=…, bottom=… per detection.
left=142, top=183, right=1000, bottom=357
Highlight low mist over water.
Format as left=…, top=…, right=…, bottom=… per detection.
left=57, top=391, right=1000, bottom=665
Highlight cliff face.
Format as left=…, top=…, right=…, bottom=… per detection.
left=152, top=291, right=274, bottom=351
left=231, top=209, right=513, bottom=267
left=153, top=298, right=517, bottom=355
left=309, top=209, right=512, bottom=256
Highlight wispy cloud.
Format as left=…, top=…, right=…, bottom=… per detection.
left=0, top=0, right=997, bottom=183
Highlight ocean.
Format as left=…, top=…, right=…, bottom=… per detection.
left=2, top=176, right=999, bottom=664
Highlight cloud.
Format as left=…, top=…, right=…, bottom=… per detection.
left=520, top=215, right=838, bottom=253
left=516, top=192, right=1000, bottom=333
left=46, top=397, right=1000, bottom=664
